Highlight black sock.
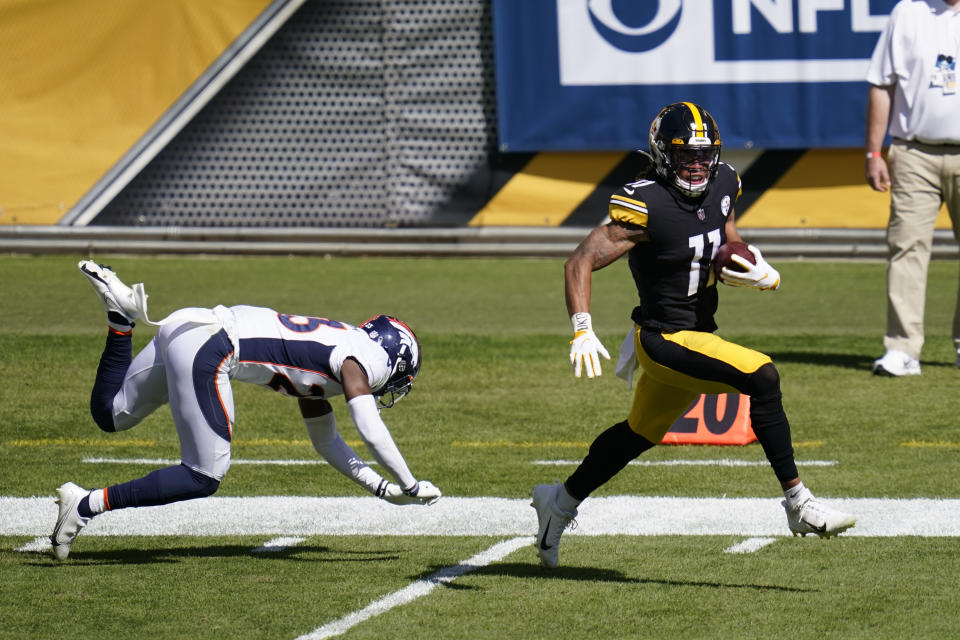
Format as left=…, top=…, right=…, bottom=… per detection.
left=106, top=464, right=220, bottom=509
left=565, top=420, right=655, bottom=500
left=749, top=391, right=798, bottom=484
left=106, top=311, right=134, bottom=334
left=89, top=330, right=133, bottom=432
left=77, top=495, right=92, bottom=518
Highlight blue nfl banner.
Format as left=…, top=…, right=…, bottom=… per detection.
left=492, top=0, right=898, bottom=151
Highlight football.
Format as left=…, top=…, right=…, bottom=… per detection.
left=714, top=241, right=755, bottom=280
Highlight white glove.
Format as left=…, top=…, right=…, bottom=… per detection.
left=380, top=480, right=441, bottom=506
left=569, top=312, right=610, bottom=378
left=719, top=244, right=781, bottom=290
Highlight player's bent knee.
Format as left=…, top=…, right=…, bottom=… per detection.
left=743, top=362, right=780, bottom=397
left=188, top=468, right=221, bottom=497
left=89, top=400, right=117, bottom=433
left=190, top=469, right=220, bottom=498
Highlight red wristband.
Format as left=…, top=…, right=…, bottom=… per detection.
left=866, top=151, right=882, bottom=158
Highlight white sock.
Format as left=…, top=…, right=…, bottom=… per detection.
left=783, top=481, right=812, bottom=509
left=555, top=483, right=581, bottom=513
left=87, top=488, right=107, bottom=515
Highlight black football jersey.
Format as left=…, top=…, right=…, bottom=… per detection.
left=608, top=162, right=742, bottom=332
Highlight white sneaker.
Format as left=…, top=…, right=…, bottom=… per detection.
left=872, top=349, right=920, bottom=377
left=783, top=495, right=856, bottom=538
left=51, top=482, right=92, bottom=560
left=531, top=482, right=577, bottom=569
left=78, top=260, right=144, bottom=322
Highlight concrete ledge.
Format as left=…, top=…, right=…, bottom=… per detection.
left=0, top=225, right=956, bottom=259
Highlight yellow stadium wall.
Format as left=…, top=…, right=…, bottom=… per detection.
left=0, top=0, right=272, bottom=225
left=740, top=149, right=951, bottom=230
left=468, top=149, right=952, bottom=230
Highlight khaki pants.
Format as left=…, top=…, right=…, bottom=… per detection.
left=885, top=140, right=960, bottom=358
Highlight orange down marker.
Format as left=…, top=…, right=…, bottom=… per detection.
left=661, top=393, right=756, bottom=445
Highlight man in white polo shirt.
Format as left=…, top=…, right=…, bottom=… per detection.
left=865, top=0, right=960, bottom=376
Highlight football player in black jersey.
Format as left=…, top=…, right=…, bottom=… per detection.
left=531, top=102, right=856, bottom=569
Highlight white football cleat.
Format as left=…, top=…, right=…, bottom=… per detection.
left=51, top=482, right=92, bottom=560
left=783, top=496, right=856, bottom=538
left=871, top=349, right=920, bottom=377
left=531, top=482, right=577, bottom=569
left=78, top=260, right=145, bottom=323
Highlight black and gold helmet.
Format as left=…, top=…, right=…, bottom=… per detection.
left=648, top=102, right=722, bottom=197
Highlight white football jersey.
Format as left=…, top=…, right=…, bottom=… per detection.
left=228, top=305, right=390, bottom=398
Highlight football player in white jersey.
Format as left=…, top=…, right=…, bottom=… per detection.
left=51, top=261, right=441, bottom=560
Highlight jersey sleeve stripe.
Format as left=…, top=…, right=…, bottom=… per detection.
left=610, top=194, right=647, bottom=211
left=609, top=202, right=649, bottom=226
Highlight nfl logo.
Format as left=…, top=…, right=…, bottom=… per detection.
left=697, top=208, right=705, bottom=221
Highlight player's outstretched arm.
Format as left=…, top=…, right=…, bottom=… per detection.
left=340, top=359, right=441, bottom=505
left=299, top=398, right=383, bottom=491
left=299, top=396, right=439, bottom=505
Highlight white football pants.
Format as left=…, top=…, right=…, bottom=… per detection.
left=111, top=307, right=238, bottom=480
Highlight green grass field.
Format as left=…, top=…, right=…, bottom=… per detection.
left=2, top=254, right=959, bottom=640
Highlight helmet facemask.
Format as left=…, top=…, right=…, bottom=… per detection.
left=377, top=343, right=417, bottom=408
left=667, top=142, right=721, bottom=197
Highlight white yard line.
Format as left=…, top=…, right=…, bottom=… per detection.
left=253, top=537, right=307, bottom=553
left=10, top=495, right=960, bottom=634
left=724, top=537, right=778, bottom=554
left=82, top=457, right=344, bottom=466
left=84, top=457, right=838, bottom=469
left=294, top=537, right=530, bottom=640
left=533, top=459, right=838, bottom=467
left=15, top=536, right=51, bottom=553
left=4, top=496, right=960, bottom=537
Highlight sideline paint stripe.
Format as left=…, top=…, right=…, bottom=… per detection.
left=900, top=440, right=960, bottom=449
left=5, top=496, right=960, bottom=537
left=82, top=458, right=378, bottom=466
left=7, top=438, right=159, bottom=447
left=254, top=537, right=306, bottom=553
left=7, top=437, right=363, bottom=448
left=532, top=459, right=838, bottom=467
left=724, top=537, right=778, bottom=554
left=451, top=440, right=825, bottom=449
left=295, top=537, right=530, bottom=639
left=452, top=440, right=593, bottom=448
